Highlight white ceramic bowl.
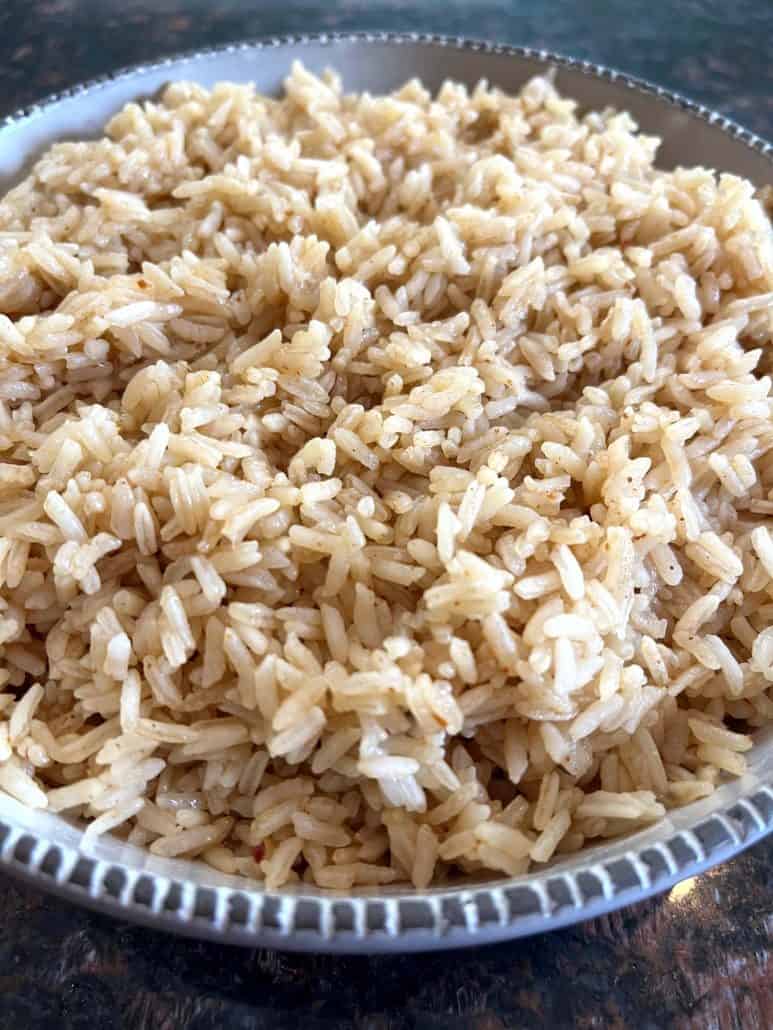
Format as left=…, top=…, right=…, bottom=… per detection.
left=1, top=34, right=771, bottom=953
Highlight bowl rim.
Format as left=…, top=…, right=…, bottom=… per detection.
left=2, top=30, right=772, bottom=161
left=0, top=31, right=771, bottom=953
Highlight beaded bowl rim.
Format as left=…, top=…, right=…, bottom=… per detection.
left=0, top=32, right=771, bottom=953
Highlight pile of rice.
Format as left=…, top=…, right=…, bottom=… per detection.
left=0, top=64, right=771, bottom=891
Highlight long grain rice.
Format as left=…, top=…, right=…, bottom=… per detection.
left=0, top=64, right=769, bottom=889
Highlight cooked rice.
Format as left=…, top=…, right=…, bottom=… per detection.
left=0, top=63, right=771, bottom=889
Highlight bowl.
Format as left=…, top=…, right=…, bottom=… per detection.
left=0, top=33, right=771, bottom=953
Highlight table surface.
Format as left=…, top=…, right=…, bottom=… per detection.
left=0, top=2, right=771, bottom=1027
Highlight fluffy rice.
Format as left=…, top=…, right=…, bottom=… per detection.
left=0, top=63, right=771, bottom=889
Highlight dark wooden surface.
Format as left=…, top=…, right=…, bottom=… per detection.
left=0, top=2, right=771, bottom=1027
